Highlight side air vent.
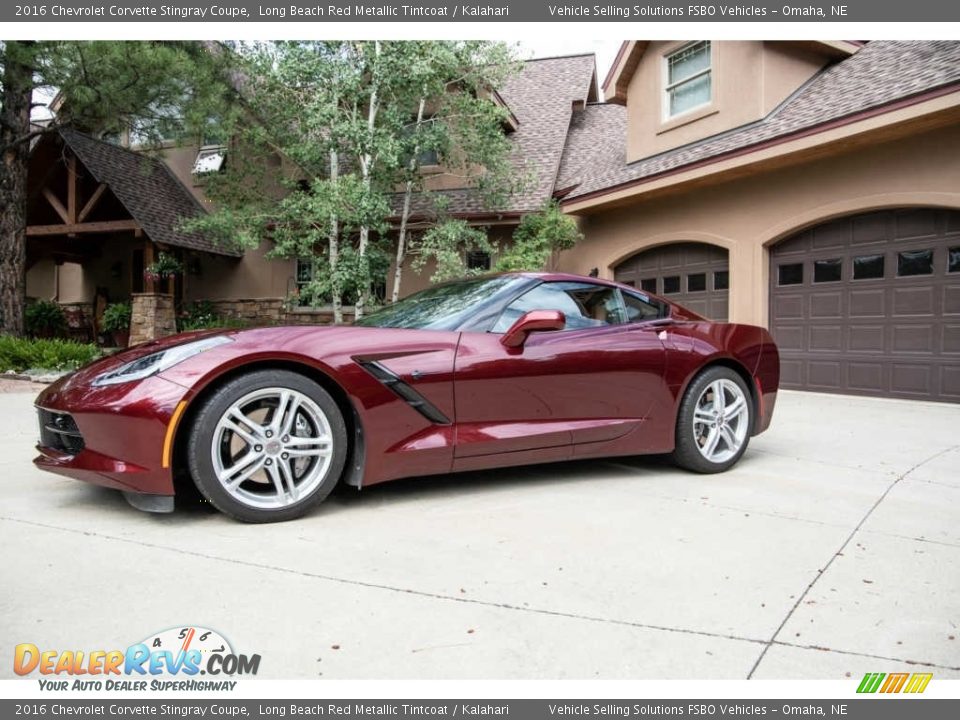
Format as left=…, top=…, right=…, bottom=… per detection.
left=357, top=361, right=451, bottom=425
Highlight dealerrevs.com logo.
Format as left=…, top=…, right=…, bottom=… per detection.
left=14, top=626, right=260, bottom=691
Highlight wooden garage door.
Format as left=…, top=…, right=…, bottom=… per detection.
left=770, top=208, right=960, bottom=402
left=614, top=242, right=729, bottom=321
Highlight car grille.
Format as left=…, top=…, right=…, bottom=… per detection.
left=37, top=409, right=85, bottom=455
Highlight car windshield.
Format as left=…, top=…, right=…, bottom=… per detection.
left=355, top=275, right=524, bottom=330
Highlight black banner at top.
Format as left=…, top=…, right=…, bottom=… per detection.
left=4, top=0, right=960, bottom=23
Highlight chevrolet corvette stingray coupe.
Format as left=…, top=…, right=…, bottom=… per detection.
left=34, top=272, right=779, bottom=522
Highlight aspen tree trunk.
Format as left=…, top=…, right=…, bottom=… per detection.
left=390, top=95, right=427, bottom=304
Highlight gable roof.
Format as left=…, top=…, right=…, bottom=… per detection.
left=559, top=41, right=960, bottom=207
left=59, top=129, right=241, bottom=256
left=602, top=40, right=861, bottom=104
left=401, top=53, right=598, bottom=219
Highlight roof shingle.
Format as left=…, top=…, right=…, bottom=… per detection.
left=558, top=41, right=960, bottom=203
left=60, top=129, right=241, bottom=256
left=401, top=54, right=598, bottom=219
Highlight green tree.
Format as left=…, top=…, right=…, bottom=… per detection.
left=188, top=40, right=520, bottom=322
left=496, top=201, right=583, bottom=272
left=411, top=218, right=494, bottom=284
left=0, top=40, right=236, bottom=336
left=389, top=40, right=520, bottom=302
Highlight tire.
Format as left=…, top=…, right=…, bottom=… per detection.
left=672, top=366, right=754, bottom=474
left=187, top=369, right=348, bottom=523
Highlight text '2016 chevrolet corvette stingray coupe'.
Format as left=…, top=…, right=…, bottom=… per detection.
left=34, top=273, right=779, bottom=522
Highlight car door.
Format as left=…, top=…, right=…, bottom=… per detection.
left=452, top=281, right=668, bottom=467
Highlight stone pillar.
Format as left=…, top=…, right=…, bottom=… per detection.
left=129, top=293, right=177, bottom=346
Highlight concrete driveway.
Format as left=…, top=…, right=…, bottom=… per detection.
left=1, top=386, right=958, bottom=679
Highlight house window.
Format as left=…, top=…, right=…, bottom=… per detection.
left=662, top=276, right=680, bottom=294
left=897, top=249, right=933, bottom=277
left=948, top=247, right=960, bottom=273
left=664, top=41, right=712, bottom=119
left=640, top=278, right=658, bottom=293
left=466, top=251, right=491, bottom=272
left=687, top=273, right=707, bottom=292
left=853, top=254, right=885, bottom=280
left=418, top=147, right=440, bottom=167
left=778, top=263, right=803, bottom=286
left=713, top=270, right=729, bottom=290
left=296, top=258, right=315, bottom=306
left=192, top=146, right=226, bottom=175
left=813, top=258, right=842, bottom=283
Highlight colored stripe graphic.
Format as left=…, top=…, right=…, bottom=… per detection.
left=904, top=673, right=933, bottom=693
left=857, top=672, right=931, bottom=694
left=857, top=673, right=885, bottom=693
left=880, top=673, right=909, bottom=693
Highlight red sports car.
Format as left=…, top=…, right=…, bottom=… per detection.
left=34, top=273, right=779, bottom=522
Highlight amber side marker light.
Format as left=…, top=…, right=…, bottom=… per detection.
left=161, top=400, right=189, bottom=468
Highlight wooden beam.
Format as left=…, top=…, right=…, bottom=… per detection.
left=42, top=188, right=70, bottom=224
left=67, top=154, right=78, bottom=223
left=26, top=219, right=140, bottom=236
left=77, top=183, right=107, bottom=223
left=144, top=239, right=156, bottom=293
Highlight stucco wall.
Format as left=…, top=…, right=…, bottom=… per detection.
left=626, top=41, right=827, bottom=162
left=560, top=123, right=960, bottom=327
left=186, top=241, right=294, bottom=303
left=26, top=259, right=57, bottom=300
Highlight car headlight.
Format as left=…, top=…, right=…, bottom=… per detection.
left=92, top=336, right=233, bottom=387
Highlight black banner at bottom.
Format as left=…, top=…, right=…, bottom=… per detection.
left=2, top=699, right=957, bottom=720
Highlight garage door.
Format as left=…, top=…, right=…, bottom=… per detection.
left=614, top=242, right=729, bottom=321
left=770, top=208, right=960, bottom=402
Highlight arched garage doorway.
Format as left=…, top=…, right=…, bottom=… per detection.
left=613, top=242, right=729, bottom=321
left=770, top=208, right=960, bottom=402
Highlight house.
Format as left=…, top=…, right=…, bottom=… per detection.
left=25, top=41, right=960, bottom=402
left=25, top=52, right=598, bottom=338
left=554, top=40, right=960, bottom=403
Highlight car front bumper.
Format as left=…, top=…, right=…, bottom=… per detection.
left=33, top=372, right=189, bottom=502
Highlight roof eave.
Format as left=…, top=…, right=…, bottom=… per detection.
left=563, top=83, right=960, bottom=213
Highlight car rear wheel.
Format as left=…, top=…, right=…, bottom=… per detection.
left=672, top=366, right=754, bottom=474
left=187, top=369, right=348, bottom=523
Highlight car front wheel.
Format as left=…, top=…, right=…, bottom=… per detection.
left=187, top=369, right=348, bottom=522
left=672, top=366, right=754, bottom=474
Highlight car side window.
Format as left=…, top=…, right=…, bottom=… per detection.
left=621, top=290, right=663, bottom=322
left=491, top=282, right=624, bottom=333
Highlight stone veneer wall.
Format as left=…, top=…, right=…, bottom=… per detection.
left=203, top=298, right=286, bottom=324
left=198, top=298, right=355, bottom=326
left=130, top=293, right=177, bottom=345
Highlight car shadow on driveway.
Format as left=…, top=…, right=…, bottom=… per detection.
left=65, top=452, right=689, bottom=525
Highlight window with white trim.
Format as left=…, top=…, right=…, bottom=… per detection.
left=664, top=41, right=712, bottom=119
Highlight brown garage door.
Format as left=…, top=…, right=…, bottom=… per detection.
left=770, top=208, right=960, bottom=402
left=614, top=242, right=729, bottom=321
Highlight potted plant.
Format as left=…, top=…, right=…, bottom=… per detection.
left=143, top=252, right=183, bottom=284
left=24, top=300, right=66, bottom=339
left=101, top=302, right=132, bottom=348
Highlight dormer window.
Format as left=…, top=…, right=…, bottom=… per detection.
left=664, top=41, right=712, bottom=119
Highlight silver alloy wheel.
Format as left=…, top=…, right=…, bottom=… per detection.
left=692, top=378, right=749, bottom=464
left=211, top=387, right=334, bottom=510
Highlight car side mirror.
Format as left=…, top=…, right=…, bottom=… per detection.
left=500, top=310, right=566, bottom=348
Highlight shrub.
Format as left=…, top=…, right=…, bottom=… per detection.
left=24, top=300, right=67, bottom=338
left=496, top=201, right=583, bottom=272
left=0, top=335, right=100, bottom=373
left=101, top=302, right=132, bottom=333
left=178, top=301, right=249, bottom=332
